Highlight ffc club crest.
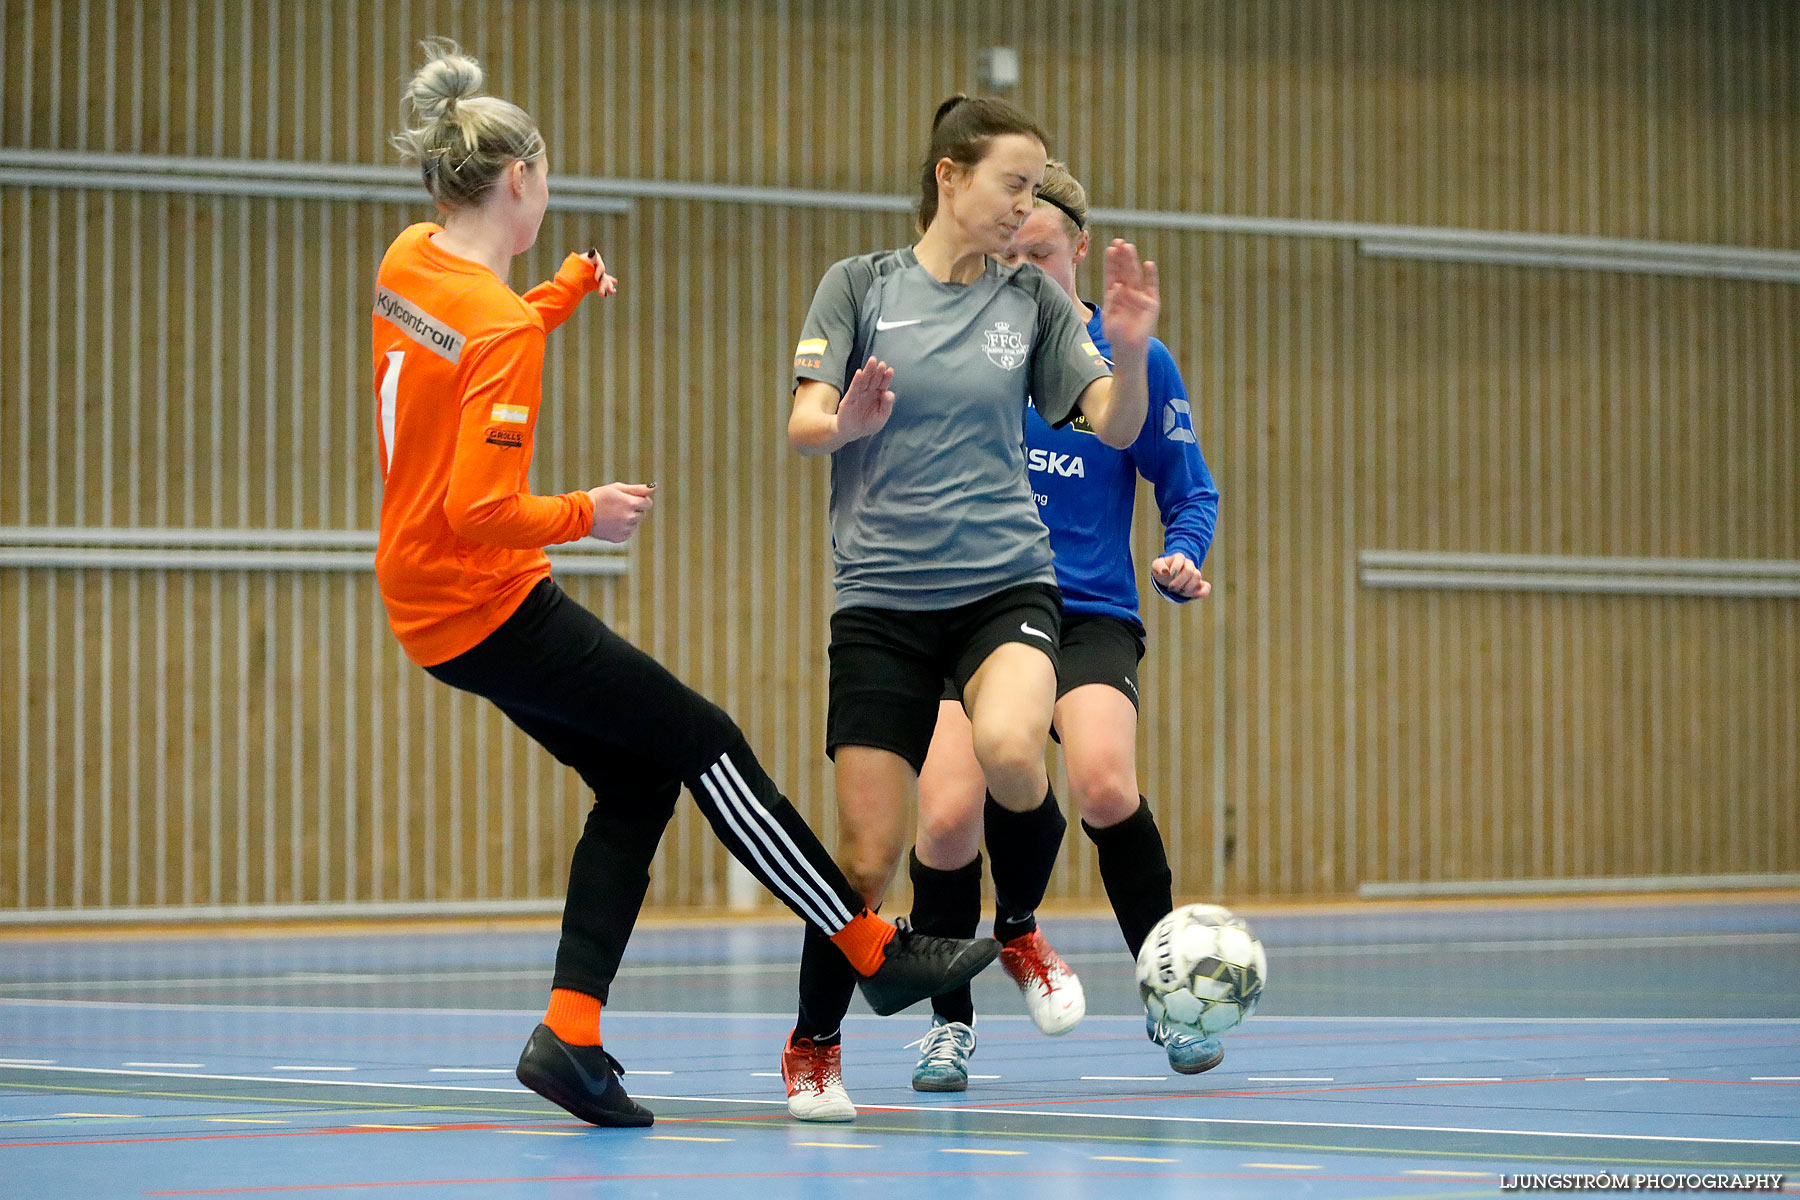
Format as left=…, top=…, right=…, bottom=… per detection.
left=982, top=321, right=1029, bottom=370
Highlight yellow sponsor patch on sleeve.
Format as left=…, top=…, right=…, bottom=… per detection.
left=795, top=338, right=828, bottom=357
left=489, top=403, right=530, bottom=424
left=1081, top=340, right=1102, bottom=358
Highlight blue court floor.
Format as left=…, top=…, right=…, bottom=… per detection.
left=3, top=896, right=1797, bottom=1198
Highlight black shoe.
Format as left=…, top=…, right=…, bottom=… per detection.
left=856, top=918, right=1000, bottom=1016
left=515, top=1023, right=654, bottom=1128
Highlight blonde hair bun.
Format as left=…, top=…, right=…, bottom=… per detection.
left=404, top=38, right=485, bottom=123
left=390, top=37, right=544, bottom=210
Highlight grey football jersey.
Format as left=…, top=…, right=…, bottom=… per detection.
left=793, top=247, right=1113, bottom=612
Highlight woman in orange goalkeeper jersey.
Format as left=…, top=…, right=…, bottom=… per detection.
left=372, top=38, right=995, bottom=1129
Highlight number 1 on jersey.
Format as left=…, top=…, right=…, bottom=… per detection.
left=378, top=349, right=404, bottom=477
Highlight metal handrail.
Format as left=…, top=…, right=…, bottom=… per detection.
left=1358, top=550, right=1800, bottom=599
left=0, top=527, right=628, bottom=576
left=3, top=147, right=1796, bottom=281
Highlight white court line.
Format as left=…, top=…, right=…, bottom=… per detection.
left=1082, top=1075, right=1166, bottom=1081
left=1247, top=1076, right=1334, bottom=1082
left=6, top=932, right=1796, bottom=994
left=1584, top=1077, right=1671, bottom=1082
left=1405, top=1169, right=1492, bottom=1178
left=0, top=1063, right=782, bottom=1106
left=1417, top=1076, right=1503, bottom=1082
left=4, top=997, right=1800, bottom=1025
left=3, top=1063, right=1796, bottom=1144
left=0, top=961, right=812, bottom=993
left=0, top=1057, right=56, bottom=1064
left=859, top=1101, right=1800, bottom=1146
left=428, top=1068, right=512, bottom=1074
left=1750, top=1077, right=1800, bottom=1081
left=122, top=1061, right=204, bottom=1068
left=271, top=1065, right=357, bottom=1072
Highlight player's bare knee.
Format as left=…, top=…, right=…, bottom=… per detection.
left=1071, top=772, right=1138, bottom=828
left=916, top=805, right=982, bottom=866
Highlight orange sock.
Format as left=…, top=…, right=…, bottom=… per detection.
left=829, top=910, right=896, bottom=976
left=544, top=988, right=603, bottom=1045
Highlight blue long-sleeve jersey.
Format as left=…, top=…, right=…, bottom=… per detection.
left=1025, top=304, right=1219, bottom=630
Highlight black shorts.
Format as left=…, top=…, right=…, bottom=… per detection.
left=828, top=581, right=1062, bottom=774
left=941, top=610, right=1146, bottom=714
left=1057, top=611, right=1147, bottom=708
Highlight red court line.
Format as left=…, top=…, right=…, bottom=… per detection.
left=0, top=1122, right=547, bottom=1151
left=895, top=1074, right=1800, bottom=1112
left=146, top=1169, right=1493, bottom=1196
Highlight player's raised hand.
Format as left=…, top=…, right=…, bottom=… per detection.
left=1101, top=239, right=1159, bottom=354
left=1151, top=551, right=1210, bottom=599
left=579, top=248, right=619, bottom=298
left=587, top=481, right=655, bottom=542
left=835, top=356, right=896, bottom=442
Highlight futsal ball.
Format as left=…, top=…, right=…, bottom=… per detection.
left=1136, top=903, right=1267, bottom=1037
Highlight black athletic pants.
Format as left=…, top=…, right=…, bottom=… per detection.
left=427, top=578, right=865, bottom=1002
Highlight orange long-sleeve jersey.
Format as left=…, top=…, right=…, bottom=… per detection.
left=373, top=223, right=600, bottom=666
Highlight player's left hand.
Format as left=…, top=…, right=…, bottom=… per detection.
left=1151, top=552, right=1210, bottom=599
left=580, top=248, right=619, bottom=298
left=1101, top=239, right=1159, bottom=353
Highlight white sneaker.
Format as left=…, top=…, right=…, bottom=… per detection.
left=909, top=1013, right=977, bottom=1092
left=998, top=929, right=1085, bottom=1035
left=781, top=1032, right=856, bottom=1121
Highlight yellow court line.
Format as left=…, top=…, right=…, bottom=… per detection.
left=352, top=1124, right=438, bottom=1130
left=1403, top=1170, right=1494, bottom=1178
left=648, top=1135, right=733, bottom=1143
left=1242, top=1162, right=1322, bottom=1170
left=794, top=1142, right=877, bottom=1149
left=940, top=1148, right=1026, bottom=1156
left=495, top=1129, right=583, bottom=1137
left=203, top=1118, right=289, bottom=1125
left=57, top=1112, right=137, bottom=1118
left=1093, top=1156, right=1177, bottom=1164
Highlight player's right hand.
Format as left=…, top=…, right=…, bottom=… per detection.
left=835, top=356, right=896, bottom=442
left=587, top=482, right=655, bottom=542
left=579, top=248, right=619, bottom=298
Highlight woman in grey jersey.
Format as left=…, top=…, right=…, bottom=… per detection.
left=778, top=93, right=1165, bottom=1122
left=909, top=162, right=1224, bottom=1094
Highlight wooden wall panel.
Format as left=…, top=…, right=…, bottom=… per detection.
left=1, top=0, right=1794, bottom=916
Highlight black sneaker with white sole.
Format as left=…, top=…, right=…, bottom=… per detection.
left=515, top=1023, right=654, bottom=1128
left=855, top=919, right=1000, bottom=1016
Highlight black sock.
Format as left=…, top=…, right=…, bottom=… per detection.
left=985, top=786, right=1065, bottom=943
left=794, top=921, right=856, bottom=1046
left=907, top=849, right=982, bottom=1026
left=1083, top=797, right=1174, bottom=957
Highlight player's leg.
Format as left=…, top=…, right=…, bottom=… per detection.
left=430, top=581, right=876, bottom=958
left=956, top=584, right=1084, bottom=1034
left=1058, top=615, right=1219, bottom=1074
left=907, top=696, right=987, bottom=1090
left=429, top=583, right=995, bottom=1123
left=785, top=606, right=1004, bottom=1121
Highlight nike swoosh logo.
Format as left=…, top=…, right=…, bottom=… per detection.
left=554, top=1040, right=609, bottom=1094
left=1020, top=621, right=1052, bottom=642
left=875, top=317, right=924, bottom=331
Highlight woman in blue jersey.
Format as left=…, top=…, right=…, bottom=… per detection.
left=782, top=98, right=1164, bottom=1122
left=906, top=161, right=1222, bottom=1092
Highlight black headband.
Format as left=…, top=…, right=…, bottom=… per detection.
left=1035, top=190, right=1086, bottom=231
